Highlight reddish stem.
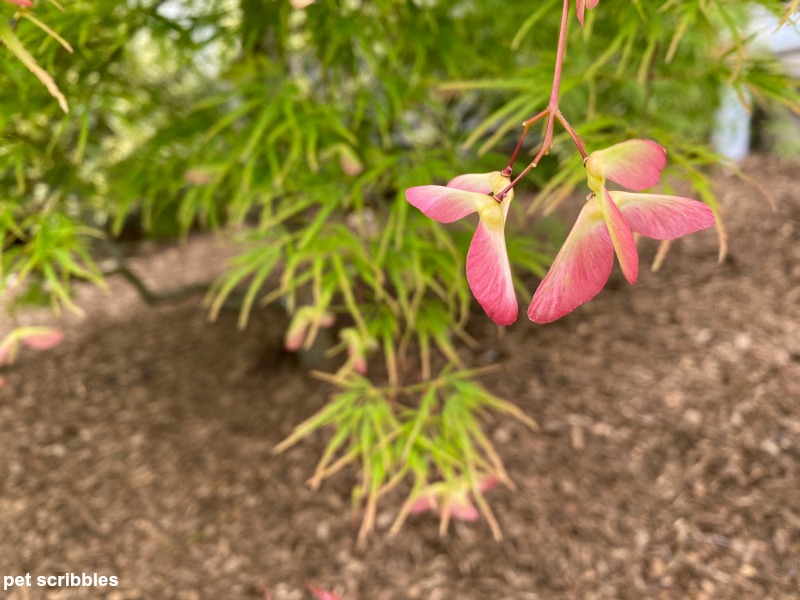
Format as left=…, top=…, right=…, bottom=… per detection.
left=502, top=124, right=529, bottom=178
left=536, top=0, right=572, bottom=160
left=496, top=0, right=587, bottom=199
left=555, top=111, right=587, bottom=159
left=503, top=109, right=549, bottom=176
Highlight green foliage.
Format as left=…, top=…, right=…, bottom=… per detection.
left=274, top=367, right=538, bottom=542
left=2, top=0, right=799, bottom=536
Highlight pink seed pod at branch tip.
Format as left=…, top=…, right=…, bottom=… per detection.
left=0, top=327, right=63, bottom=366
left=529, top=140, right=714, bottom=323
left=446, top=490, right=480, bottom=522
left=408, top=491, right=437, bottom=515
left=406, top=171, right=518, bottom=325
left=284, top=318, right=310, bottom=352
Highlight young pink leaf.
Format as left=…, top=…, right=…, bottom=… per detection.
left=585, top=140, right=667, bottom=191
left=598, top=188, right=638, bottom=284
left=528, top=198, right=613, bottom=323
left=350, top=356, right=367, bottom=374
left=340, top=328, right=369, bottom=375
left=405, top=186, right=484, bottom=223
left=447, top=172, right=496, bottom=194
left=318, top=313, right=336, bottom=328
left=466, top=203, right=518, bottom=326
left=478, top=475, right=500, bottom=493
left=408, top=492, right=437, bottom=515
left=612, top=192, right=715, bottom=239
left=305, top=584, right=342, bottom=600
left=1, top=0, right=33, bottom=7
left=447, top=495, right=479, bottom=522
left=284, top=314, right=310, bottom=352
left=19, top=327, right=63, bottom=351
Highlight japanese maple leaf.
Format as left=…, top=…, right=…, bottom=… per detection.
left=528, top=140, right=714, bottom=323
left=405, top=172, right=517, bottom=325
left=576, top=0, right=599, bottom=26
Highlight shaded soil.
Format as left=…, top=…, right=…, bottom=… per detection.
left=1, top=155, right=799, bottom=600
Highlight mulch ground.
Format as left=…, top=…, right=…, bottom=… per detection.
left=1, top=155, right=799, bottom=600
